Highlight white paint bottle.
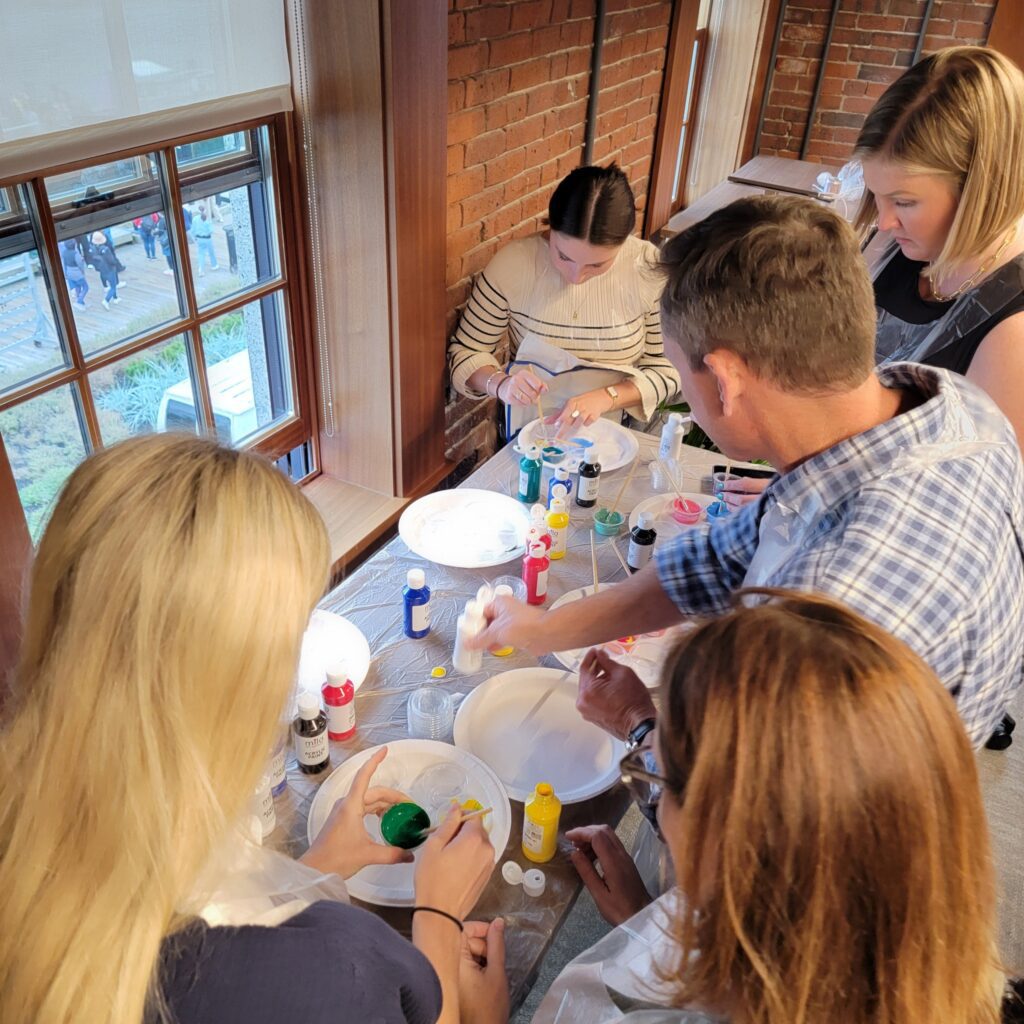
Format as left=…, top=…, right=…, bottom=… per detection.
left=658, top=412, right=688, bottom=462
left=452, top=599, right=485, bottom=674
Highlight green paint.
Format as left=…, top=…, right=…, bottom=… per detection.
left=380, top=802, right=431, bottom=849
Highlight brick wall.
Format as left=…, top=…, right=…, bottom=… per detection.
left=444, top=0, right=673, bottom=478
left=759, top=0, right=995, bottom=163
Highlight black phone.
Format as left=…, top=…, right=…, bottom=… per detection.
left=712, top=464, right=776, bottom=480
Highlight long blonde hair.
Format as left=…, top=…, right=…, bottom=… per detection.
left=0, top=434, right=330, bottom=1024
left=854, top=45, right=1024, bottom=282
left=658, top=590, right=1002, bottom=1024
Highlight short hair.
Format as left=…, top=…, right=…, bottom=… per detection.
left=659, top=195, right=875, bottom=392
left=854, top=46, right=1024, bottom=282
left=547, top=163, right=636, bottom=246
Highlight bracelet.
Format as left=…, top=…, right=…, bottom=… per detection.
left=484, top=369, right=507, bottom=399
left=496, top=375, right=513, bottom=403
left=412, top=906, right=464, bottom=932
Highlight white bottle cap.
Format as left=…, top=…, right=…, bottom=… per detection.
left=668, top=412, right=683, bottom=426
left=407, top=568, right=426, bottom=589
left=502, top=861, right=524, bottom=885
left=637, top=512, right=655, bottom=530
left=523, top=868, right=546, bottom=897
left=551, top=497, right=567, bottom=513
left=297, top=692, right=321, bottom=719
left=325, top=662, right=348, bottom=687
left=526, top=445, right=541, bottom=460
left=554, top=465, right=569, bottom=478
left=528, top=542, right=546, bottom=558
left=583, top=447, right=599, bottom=464
left=551, top=483, right=568, bottom=500
left=531, top=503, right=547, bottom=523
left=494, top=584, right=514, bottom=598
left=463, top=599, right=484, bottom=628
left=476, top=583, right=494, bottom=605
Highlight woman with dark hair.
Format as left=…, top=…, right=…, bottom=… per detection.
left=448, top=164, right=680, bottom=436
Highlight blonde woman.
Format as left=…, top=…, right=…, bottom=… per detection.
left=0, top=435, right=505, bottom=1024
left=535, top=591, right=1013, bottom=1024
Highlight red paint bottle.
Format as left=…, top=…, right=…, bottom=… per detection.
left=522, top=542, right=550, bottom=606
left=322, top=665, right=356, bottom=741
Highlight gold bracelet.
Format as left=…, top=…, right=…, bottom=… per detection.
left=484, top=369, right=507, bottom=398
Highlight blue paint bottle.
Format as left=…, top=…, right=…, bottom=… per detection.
left=547, top=464, right=573, bottom=506
left=518, top=445, right=542, bottom=504
left=403, top=568, right=431, bottom=638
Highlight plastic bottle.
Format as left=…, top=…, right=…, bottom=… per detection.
left=522, top=782, right=562, bottom=863
left=658, top=412, right=687, bottom=462
left=546, top=465, right=573, bottom=506
left=550, top=482, right=569, bottom=514
left=453, top=599, right=486, bottom=674
left=522, top=542, right=550, bottom=605
left=490, top=584, right=515, bottom=657
left=322, top=666, right=356, bottom=741
left=269, top=724, right=288, bottom=796
left=546, top=496, right=570, bottom=560
left=627, top=511, right=657, bottom=572
left=253, top=773, right=276, bottom=839
left=528, top=503, right=553, bottom=549
left=403, top=568, right=431, bottom=639
left=293, top=693, right=330, bottom=775
left=575, top=447, right=602, bottom=508
left=518, top=445, right=542, bottom=504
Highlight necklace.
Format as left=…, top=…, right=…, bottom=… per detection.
left=925, top=225, right=1017, bottom=303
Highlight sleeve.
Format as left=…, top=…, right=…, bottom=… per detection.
left=630, top=301, right=682, bottom=420
left=448, top=256, right=514, bottom=399
left=654, top=503, right=761, bottom=615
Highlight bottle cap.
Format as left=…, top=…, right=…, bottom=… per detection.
left=551, top=497, right=567, bottom=513
left=554, top=466, right=569, bottom=479
left=668, top=412, right=683, bottom=426
left=551, top=483, right=568, bottom=500
left=536, top=782, right=554, bottom=797
left=476, top=583, right=494, bottom=605
left=526, top=445, right=541, bottom=460
left=324, top=662, right=348, bottom=689
left=530, top=503, right=547, bottom=522
left=407, top=568, right=426, bottom=590
left=523, top=868, right=546, bottom=897
left=583, top=447, right=599, bottom=464
left=463, top=599, right=484, bottom=627
left=502, top=861, right=524, bottom=886
left=528, top=542, right=546, bottom=558
left=297, top=692, right=321, bottom=719
left=637, top=512, right=655, bottom=530
left=494, top=584, right=514, bottom=598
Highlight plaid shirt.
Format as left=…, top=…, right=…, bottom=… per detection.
left=656, top=364, right=1024, bottom=747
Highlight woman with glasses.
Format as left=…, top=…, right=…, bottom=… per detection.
left=534, top=590, right=1013, bottom=1024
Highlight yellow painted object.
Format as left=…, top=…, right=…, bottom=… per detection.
left=430, top=666, right=447, bottom=678
left=490, top=644, right=515, bottom=657
left=522, top=782, right=561, bottom=863
left=546, top=504, right=569, bottom=560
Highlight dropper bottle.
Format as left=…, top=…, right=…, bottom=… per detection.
left=452, top=599, right=485, bottom=674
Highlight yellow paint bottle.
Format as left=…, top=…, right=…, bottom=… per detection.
left=522, top=782, right=561, bottom=863
left=546, top=497, right=569, bottom=561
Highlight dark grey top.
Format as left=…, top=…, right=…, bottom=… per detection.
left=153, top=900, right=441, bottom=1024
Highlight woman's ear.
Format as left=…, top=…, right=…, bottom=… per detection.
left=703, top=350, right=746, bottom=417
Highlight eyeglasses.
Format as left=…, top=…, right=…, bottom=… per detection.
left=619, top=747, right=672, bottom=823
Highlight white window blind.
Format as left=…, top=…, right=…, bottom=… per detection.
left=0, top=0, right=292, bottom=180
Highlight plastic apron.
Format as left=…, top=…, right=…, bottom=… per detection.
left=531, top=891, right=722, bottom=1024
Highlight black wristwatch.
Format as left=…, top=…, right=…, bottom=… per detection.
left=626, top=717, right=657, bottom=751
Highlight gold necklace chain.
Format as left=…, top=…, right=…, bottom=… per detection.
left=926, top=226, right=1017, bottom=303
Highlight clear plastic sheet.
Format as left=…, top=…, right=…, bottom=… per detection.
left=813, top=159, right=865, bottom=221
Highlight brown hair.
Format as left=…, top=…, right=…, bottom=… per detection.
left=854, top=46, right=1024, bottom=282
left=547, top=163, right=636, bottom=246
left=657, top=589, right=1002, bottom=1024
left=659, top=195, right=875, bottom=393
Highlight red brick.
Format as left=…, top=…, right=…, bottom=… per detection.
left=640, top=71, right=662, bottom=97
left=566, top=46, right=591, bottom=75
left=447, top=143, right=464, bottom=175
left=509, top=56, right=551, bottom=92
left=449, top=43, right=488, bottom=80
left=570, top=0, right=595, bottom=17
left=485, top=148, right=527, bottom=187
left=596, top=104, right=630, bottom=135
left=448, top=80, right=465, bottom=114
left=645, top=25, right=669, bottom=51
left=526, top=80, right=573, bottom=116
left=848, top=46, right=900, bottom=65
left=466, top=68, right=511, bottom=107
left=532, top=24, right=563, bottom=54
left=448, top=108, right=486, bottom=145
left=510, top=0, right=553, bottom=31
left=857, top=64, right=901, bottom=84
left=489, top=32, right=534, bottom=67
left=558, top=150, right=583, bottom=177
left=465, top=129, right=505, bottom=167
left=525, top=129, right=571, bottom=165
left=539, top=157, right=561, bottom=185
left=521, top=189, right=549, bottom=220
left=507, top=166, right=543, bottom=198
left=549, top=52, right=568, bottom=78
left=448, top=11, right=465, bottom=46
left=462, top=184, right=507, bottom=224
left=777, top=56, right=811, bottom=75
left=448, top=223, right=483, bottom=258
left=446, top=201, right=462, bottom=235
left=447, top=165, right=485, bottom=203
left=485, top=94, right=527, bottom=131
left=550, top=0, right=571, bottom=21
left=505, top=112, right=547, bottom=149
left=465, top=5, right=511, bottom=40
left=482, top=200, right=523, bottom=237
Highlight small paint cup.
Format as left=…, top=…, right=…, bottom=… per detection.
left=706, top=499, right=730, bottom=522
left=671, top=497, right=703, bottom=525
left=541, top=445, right=565, bottom=464
left=712, top=471, right=741, bottom=495
left=492, top=574, right=528, bottom=601
left=649, top=457, right=683, bottom=493
left=593, top=507, right=625, bottom=536
left=407, top=686, right=455, bottom=741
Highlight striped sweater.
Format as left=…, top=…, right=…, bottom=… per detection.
left=448, top=233, right=680, bottom=419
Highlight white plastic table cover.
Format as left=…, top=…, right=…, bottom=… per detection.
left=269, top=431, right=743, bottom=1008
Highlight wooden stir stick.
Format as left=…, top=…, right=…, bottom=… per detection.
left=609, top=538, right=631, bottom=577
left=535, top=395, right=550, bottom=447
left=590, top=529, right=600, bottom=594
left=420, top=805, right=492, bottom=837
left=608, top=457, right=640, bottom=518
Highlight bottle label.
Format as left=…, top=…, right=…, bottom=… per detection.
left=327, top=701, right=356, bottom=737
left=523, top=818, right=547, bottom=854
left=535, top=568, right=548, bottom=597
left=577, top=475, right=600, bottom=501
left=627, top=538, right=654, bottom=570
left=518, top=468, right=530, bottom=496
left=411, top=602, right=430, bottom=632
left=270, top=746, right=287, bottom=791
left=551, top=525, right=567, bottom=556
left=295, top=729, right=329, bottom=765
left=257, top=788, right=276, bottom=837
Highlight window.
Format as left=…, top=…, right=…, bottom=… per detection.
left=0, top=119, right=315, bottom=540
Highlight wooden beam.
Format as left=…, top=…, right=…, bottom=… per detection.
left=0, top=437, right=32, bottom=703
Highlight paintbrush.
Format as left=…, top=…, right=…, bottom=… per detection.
left=535, top=395, right=550, bottom=447
left=420, top=805, right=492, bottom=837
left=608, top=458, right=640, bottom=517
left=590, top=529, right=600, bottom=595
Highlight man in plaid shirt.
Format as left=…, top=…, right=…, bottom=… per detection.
left=474, top=195, right=1024, bottom=749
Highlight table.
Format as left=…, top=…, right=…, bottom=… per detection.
left=270, top=430, right=736, bottom=1008
left=727, top=155, right=839, bottom=196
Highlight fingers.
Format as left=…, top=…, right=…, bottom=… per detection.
left=569, top=843, right=609, bottom=895
left=363, top=786, right=410, bottom=814
left=565, top=824, right=602, bottom=849
left=425, top=803, right=463, bottom=848
left=363, top=843, right=416, bottom=866
left=486, top=916, right=506, bottom=967
left=349, top=747, right=388, bottom=806
left=588, top=823, right=629, bottom=864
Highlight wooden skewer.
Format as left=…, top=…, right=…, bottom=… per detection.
left=609, top=539, right=631, bottom=577
left=608, top=457, right=639, bottom=517
left=535, top=395, right=550, bottom=447
left=420, top=806, right=493, bottom=837
left=590, top=530, right=600, bottom=594
left=662, top=458, right=687, bottom=503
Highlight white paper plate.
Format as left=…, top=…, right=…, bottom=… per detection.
left=518, top=417, right=639, bottom=473
left=297, top=609, right=371, bottom=693
left=548, top=585, right=676, bottom=689
left=628, top=491, right=714, bottom=540
left=307, top=739, right=512, bottom=907
left=399, top=489, right=531, bottom=568
left=453, top=667, right=626, bottom=803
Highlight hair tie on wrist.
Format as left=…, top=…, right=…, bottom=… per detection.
left=412, top=906, right=464, bottom=932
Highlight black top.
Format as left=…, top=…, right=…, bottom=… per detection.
left=153, top=900, right=442, bottom=1024
left=873, top=250, right=1024, bottom=375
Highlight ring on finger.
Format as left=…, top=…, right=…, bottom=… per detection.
left=571, top=408, right=581, bottom=420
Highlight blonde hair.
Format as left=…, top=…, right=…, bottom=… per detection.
left=0, top=434, right=329, bottom=1024
left=854, top=46, right=1024, bottom=282
left=658, top=590, right=1002, bottom=1024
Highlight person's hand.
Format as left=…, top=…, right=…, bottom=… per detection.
left=468, top=595, right=550, bottom=655
left=458, top=919, right=509, bottom=1024
left=718, top=475, right=771, bottom=511
left=566, top=825, right=653, bottom=926
left=577, top=648, right=656, bottom=740
left=548, top=389, right=615, bottom=438
left=415, top=805, right=495, bottom=920
left=300, top=747, right=414, bottom=878
left=499, top=368, right=546, bottom=407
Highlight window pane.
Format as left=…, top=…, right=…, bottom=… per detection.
left=91, top=335, right=199, bottom=445
left=45, top=154, right=185, bottom=358
left=0, top=383, right=88, bottom=540
left=0, top=185, right=68, bottom=397
left=177, top=128, right=281, bottom=310
left=199, top=291, right=293, bottom=445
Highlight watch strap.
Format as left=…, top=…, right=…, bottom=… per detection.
left=626, top=717, right=657, bottom=750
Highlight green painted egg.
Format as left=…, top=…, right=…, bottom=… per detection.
left=380, top=801, right=431, bottom=849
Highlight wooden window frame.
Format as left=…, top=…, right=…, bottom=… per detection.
left=0, top=113, right=318, bottom=488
